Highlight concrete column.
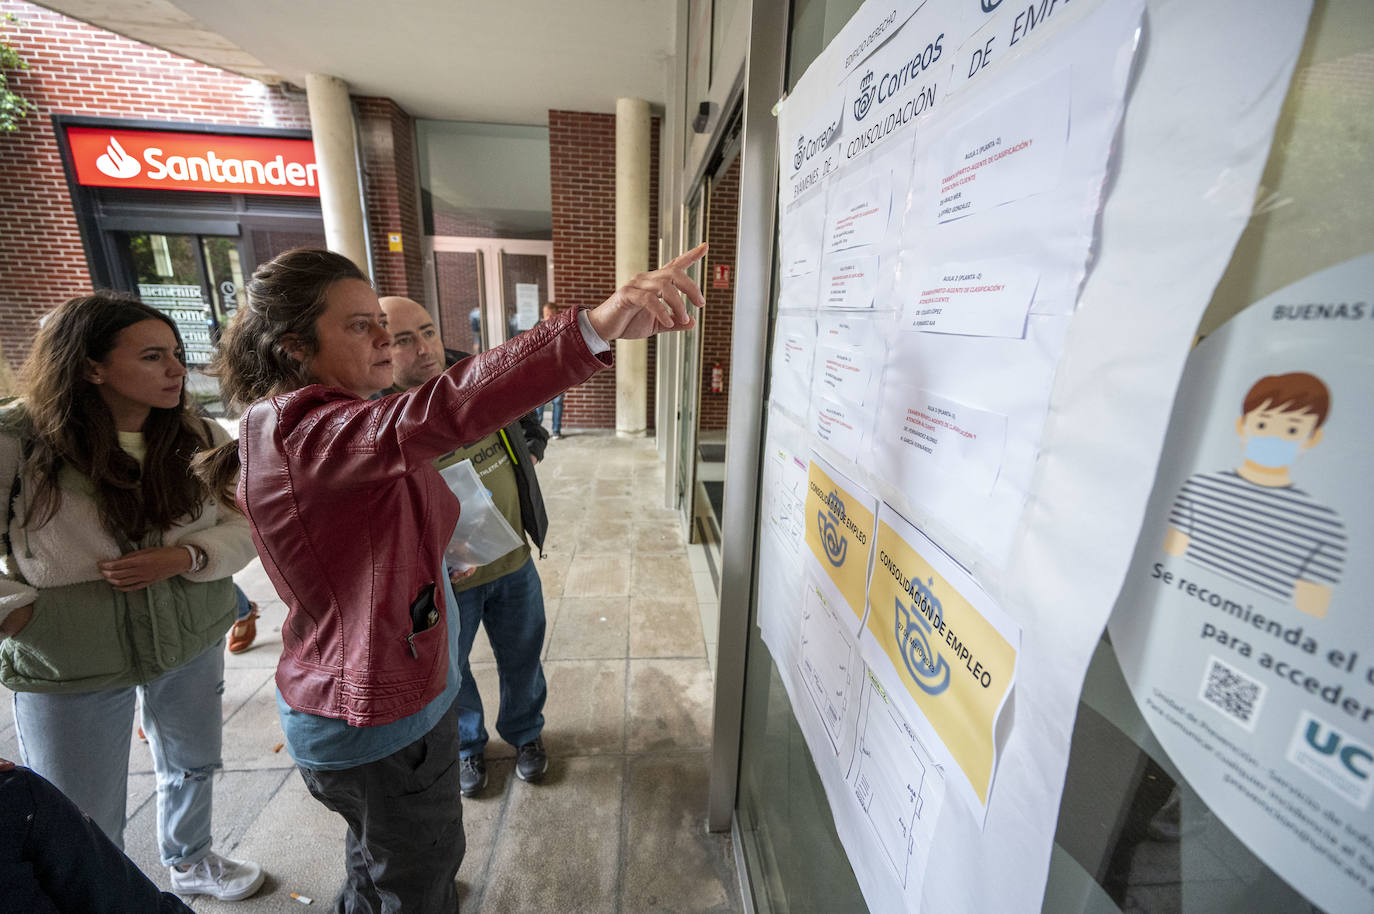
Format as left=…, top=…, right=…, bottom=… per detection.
left=306, top=74, right=369, bottom=276
left=615, top=97, right=651, bottom=436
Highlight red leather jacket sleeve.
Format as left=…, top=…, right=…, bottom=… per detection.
left=276, top=306, right=608, bottom=482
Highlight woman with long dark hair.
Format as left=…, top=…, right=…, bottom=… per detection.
left=0, top=293, right=264, bottom=902
left=201, top=245, right=704, bottom=910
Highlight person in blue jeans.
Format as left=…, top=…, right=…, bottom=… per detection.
left=0, top=293, right=264, bottom=902
left=382, top=296, right=553, bottom=796
left=537, top=302, right=567, bottom=439
left=0, top=757, right=193, bottom=913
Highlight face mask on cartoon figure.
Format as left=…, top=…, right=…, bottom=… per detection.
left=1244, top=434, right=1302, bottom=469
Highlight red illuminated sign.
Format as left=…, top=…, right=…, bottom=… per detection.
left=66, top=126, right=320, bottom=197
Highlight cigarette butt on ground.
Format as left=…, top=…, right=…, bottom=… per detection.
left=290, top=892, right=313, bottom=904
left=273, top=742, right=284, bottom=753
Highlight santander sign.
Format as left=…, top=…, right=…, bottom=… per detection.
left=67, top=126, right=320, bottom=198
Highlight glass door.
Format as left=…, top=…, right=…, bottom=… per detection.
left=428, top=237, right=554, bottom=356
left=115, top=230, right=249, bottom=415
left=677, top=181, right=708, bottom=538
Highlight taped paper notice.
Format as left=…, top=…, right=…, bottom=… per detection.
left=847, top=667, right=946, bottom=895
left=813, top=396, right=867, bottom=462
left=821, top=251, right=882, bottom=310
left=893, top=390, right=1007, bottom=495
left=902, top=258, right=1040, bottom=338
left=803, top=457, right=877, bottom=621
left=783, top=193, right=827, bottom=277
left=935, top=67, right=1070, bottom=223
left=816, top=343, right=876, bottom=406
left=826, top=168, right=893, bottom=252
left=798, top=569, right=860, bottom=752
left=861, top=505, right=1019, bottom=822
left=838, top=0, right=956, bottom=164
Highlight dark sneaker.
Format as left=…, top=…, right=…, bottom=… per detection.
left=459, top=754, right=487, bottom=798
left=515, top=738, right=548, bottom=783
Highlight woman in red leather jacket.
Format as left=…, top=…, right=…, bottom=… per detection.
left=197, top=245, right=705, bottom=911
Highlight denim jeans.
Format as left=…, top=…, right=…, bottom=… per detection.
left=0, top=763, right=193, bottom=913
left=536, top=393, right=564, bottom=435
left=455, top=557, right=546, bottom=757
left=234, top=584, right=252, bottom=621
left=12, top=639, right=225, bottom=866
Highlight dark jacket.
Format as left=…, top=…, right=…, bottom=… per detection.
left=238, top=307, right=609, bottom=727
left=445, top=348, right=550, bottom=554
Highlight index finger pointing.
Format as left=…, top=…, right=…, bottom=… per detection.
left=665, top=242, right=708, bottom=271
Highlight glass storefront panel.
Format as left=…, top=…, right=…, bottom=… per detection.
left=417, top=120, right=552, bottom=239
left=498, top=252, right=549, bottom=338
left=201, top=235, right=245, bottom=328
left=733, top=1, right=868, bottom=910
left=733, top=0, right=1372, bottom=911
left=434, top=250, right=485, bottom=353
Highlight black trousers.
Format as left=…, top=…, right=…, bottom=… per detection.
left=300, top=704, right=466, bottom=914
left=0, top=763, right=192, bottom=914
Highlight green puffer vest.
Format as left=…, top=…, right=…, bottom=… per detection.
left=0, top=403, right=236, bottom=693
left=0, top=573, right=234, bottom=693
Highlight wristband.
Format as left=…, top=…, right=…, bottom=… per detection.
left=182, top=543, right=207, bottom=573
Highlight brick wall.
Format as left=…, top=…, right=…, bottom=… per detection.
left=356, top=96, right=425, bottom=300
left=699, top=156, right=739, bottom=431
left=547, top=110, right=660, bottom=430
left=0, top=0, right=311, bottom=372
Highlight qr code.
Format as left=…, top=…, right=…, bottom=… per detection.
left=1199, top=656, right=1265, bottom=731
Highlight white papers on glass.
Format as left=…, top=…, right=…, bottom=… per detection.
left=770, top=313, right=817, bottom=421
left=871, top=314, right=1070, bottom=564
left=798, top=568, right=861, bottom=753
left=932, top=68, right=1071, bottom=224
left=820, top=251, right=881, bottom=310
left=837, top=0, right=963, bottom=166
left=813, top=396, right=867, bottom=464
left=901, top=257, right=1040, bottom=338
left=825, top=168, right=894, bottom=253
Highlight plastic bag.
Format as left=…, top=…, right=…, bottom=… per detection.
left=438, top=459, right=523, bottom=572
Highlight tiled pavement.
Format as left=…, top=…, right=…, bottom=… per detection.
left=0, top=433, right=741, bottom=913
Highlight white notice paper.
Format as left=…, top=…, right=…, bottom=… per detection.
left=814, top=396, right=867, bottom=463
left=838, top=0, right=958, bottom=165
left=846, top=668, right=945, bottom=896
left=783, top=193, right=827, bottom=277
left=825, top=168, right=893, bottom=253
left=798, top=569, right=860, bottom=753
left=770, top=313, right=816, bottom=421
left=935, top=68, right=1071, bottom=223
left=894, top=390, right=1007, bottom=494
left=821, top=251, right=881, bottom=310
left=515, top=283, right=540, bottom=330
left=816, top=344, right=876, bottom=407
left=902, top=257, right=1040, bottom=338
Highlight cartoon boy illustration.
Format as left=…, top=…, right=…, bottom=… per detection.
left=1163, top=372, right=1345, bottom=619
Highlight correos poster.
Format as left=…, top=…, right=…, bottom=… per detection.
left=1110, top=253, right=1374, bottom=914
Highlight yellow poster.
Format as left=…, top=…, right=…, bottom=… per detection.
left=803, top=459, right=876, bottom=620
left=863, top=504, right=1019, bottom=817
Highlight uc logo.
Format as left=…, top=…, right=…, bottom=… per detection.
left=981, top=0, right=1004, bottom=12
left=853, top=71, right=877, bottom=121
left=1305, top=719, right=1372, bottom=780
left=893, top=579, right=950, bottom=695
left=794, top=138, right=806, bottom=171
left=817, top=491, right=848, bottom=567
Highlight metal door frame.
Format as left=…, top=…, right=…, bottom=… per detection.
left=424, top=235, right=555, bottom=349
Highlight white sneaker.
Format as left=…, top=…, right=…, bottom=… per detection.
left=169, top=851, right=265, bottom=901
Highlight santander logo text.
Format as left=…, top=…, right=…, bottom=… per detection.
left=67, top=126, right=321, bottom=198
left=96, top=137, right=141, bottom=179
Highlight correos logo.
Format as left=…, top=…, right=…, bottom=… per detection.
left=95, top=136, right=141, bottom=179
